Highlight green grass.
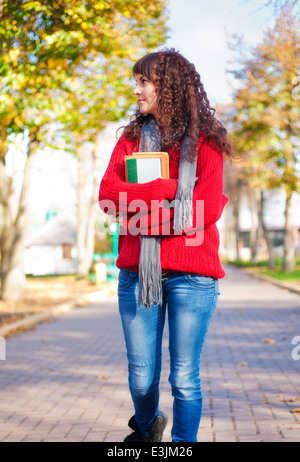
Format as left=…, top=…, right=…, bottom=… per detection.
left=26, top=273, right=77, bottom=279
left=225, top=257, right=300, bottom=283
left=259, top=268, right=300, bottom=282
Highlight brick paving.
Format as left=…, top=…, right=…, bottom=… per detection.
left=0, top=264, right=299, bottom=442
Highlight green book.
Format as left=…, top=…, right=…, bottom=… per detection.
left=126, top=158, right=138, bottom=183
left=126, top=157, right=162, bottom=183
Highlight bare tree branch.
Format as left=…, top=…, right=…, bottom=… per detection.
left=239, top=0, right=299, bottom=15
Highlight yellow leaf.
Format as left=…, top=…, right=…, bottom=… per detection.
left=291, top=409, right=300, bottom=413
left=9, top=49, right=20, bottom=59
left=9, top=49, right=20, bottom=67
left=263, top=338, right=276, bottom=344
left=14, top=116, right=23, bottom=127
left=45, top=35, right=55, bottom=45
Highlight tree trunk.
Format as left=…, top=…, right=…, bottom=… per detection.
left=0, top=161, right=12, bottom=281
left=233, top=203, right=241, bottom=261
left=1, top=141, right=35, bottom=300
left=255, top=188, right=264, bottom=262
left=259, top=190, right=276, bottom=269
left=249, top=188, right=261, bottom=264
left=86, top=147, right=99, bottom=270
left=282, top=136, right=296, bottom=272
left=76, top=145, right=99, bottom=279
left=283, top=191, right=295, bottom=272
left=76, top=146, right=87, bottom=279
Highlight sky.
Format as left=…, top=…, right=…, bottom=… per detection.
left=165, top=0, right=274, bottom=105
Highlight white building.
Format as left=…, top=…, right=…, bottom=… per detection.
left=24, top=213, right=77, bottom=276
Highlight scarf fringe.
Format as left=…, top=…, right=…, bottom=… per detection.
left=138, top=236, right=162, bottom=308
left=173, top=188, right=194, bottom=232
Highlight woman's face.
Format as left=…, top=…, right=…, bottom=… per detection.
left=133, top=73, right=158, bottom=119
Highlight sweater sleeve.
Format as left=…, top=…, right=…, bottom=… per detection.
left=98, top=134, right=178, bottom=214
left=137, top=142, right=228, bottom=236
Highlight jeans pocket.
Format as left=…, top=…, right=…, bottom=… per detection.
left=184, top=273, right=216, bottom=289
left=118, top=269, right=137, bottom=290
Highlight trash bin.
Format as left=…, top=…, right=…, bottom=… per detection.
left=95, top=262, right=107, bottom=283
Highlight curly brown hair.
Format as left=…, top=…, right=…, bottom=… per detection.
left=123, top=48, right=233, bottom=160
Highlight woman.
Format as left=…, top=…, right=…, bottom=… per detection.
left=98, top=49, right=233, bottom=442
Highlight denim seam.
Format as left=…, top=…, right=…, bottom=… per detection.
left=184, top=274, right=216, bottom=289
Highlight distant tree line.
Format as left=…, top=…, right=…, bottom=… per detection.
left=220, top=1, right=299, bottom=271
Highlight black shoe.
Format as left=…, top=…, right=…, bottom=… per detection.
left=124, top=412, right=168, bottom=442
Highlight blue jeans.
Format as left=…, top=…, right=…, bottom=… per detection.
left=118, top=269, right=219, bottom=442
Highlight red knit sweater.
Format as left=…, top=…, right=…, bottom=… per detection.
left=98, top=134, right=228, bottom=279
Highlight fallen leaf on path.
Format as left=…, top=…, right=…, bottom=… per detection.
left=279, top=395, right=300, bottom=404
left=291, top=408, right=300, bottom=413
left=262, top=338, right=276, bottom=344
left=238, top=362, right=248, bottom=367
left=97, top=375, right=109, bottom=380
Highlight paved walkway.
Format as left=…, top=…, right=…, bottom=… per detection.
left=0, top=265, right=299, bottom=442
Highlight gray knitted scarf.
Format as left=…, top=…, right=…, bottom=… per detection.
left=138, top=116, right=197, bottom=308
